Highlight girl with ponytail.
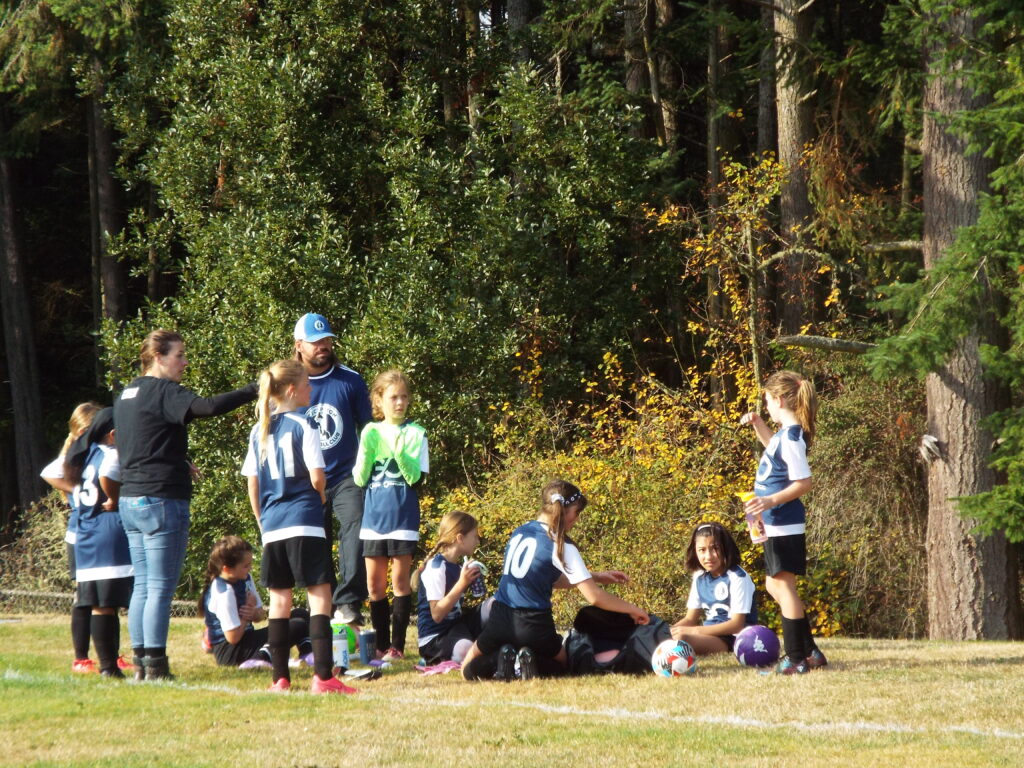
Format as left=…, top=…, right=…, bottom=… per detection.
left=241, top=359, right=355, bottom=694
left=461, top=480, right=648, bottom=681
left=740, top=369, right=826, bottom=675
left=414, top=511, right=491, bottom=665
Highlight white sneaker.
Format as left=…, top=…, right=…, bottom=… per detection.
left=335, top=604, right=360, bottom=624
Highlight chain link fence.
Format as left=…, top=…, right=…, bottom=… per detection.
left=0, top=589, right=197, bottom=617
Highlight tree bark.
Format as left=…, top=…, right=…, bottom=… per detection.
left=88, top=61, right=125, bottom=322
left=506, top=0, right=532, bottom=63
left=0, top=156, right=44, bottom=508
left=921, top=6, right=1020, bottom=640
left=773, top=0, right=814, bottom=334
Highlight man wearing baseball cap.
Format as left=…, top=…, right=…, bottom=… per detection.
left=293, top=313, right=373, bottom=625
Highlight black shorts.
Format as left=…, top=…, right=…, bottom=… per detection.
left=474, top=600, right=563, bottom=659
left=418, top=605, right=483, bottom=665
left=76, top=577, right=133, bottom=609
left=212, top=627, right=269, bottom=667
left=261, top=536, right=333, bottom=589
left=764, top=533, right=806, bottom=577
left=362, top=538, right=417, bottom=558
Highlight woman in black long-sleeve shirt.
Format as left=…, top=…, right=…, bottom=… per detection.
left=115, top=329, right=257, bottom=680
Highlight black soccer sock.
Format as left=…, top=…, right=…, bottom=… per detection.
left=268, top=618, right=290, bottom=682
left=390, top=594, right=412, bottom=654
left=369, top=598, right=391, bottom=652
left=309, top=613, right=334, bottom=680
left=71, top=605, right=92, bottom=659
left=781, top=617, right=807, bottom=662
left=90, top=613, right=119, bottom=673
left=799, top=616, right=818, bottom=653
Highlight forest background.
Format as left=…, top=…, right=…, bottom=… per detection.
left=1, top=0, right=1022, bottom=642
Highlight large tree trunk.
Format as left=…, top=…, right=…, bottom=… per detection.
left=921, top=7, right=1020, bottom=640
left=0, top=156, right=44, bottom=509
left=773, top=0, right=814, bottom=334
left=506, top=0, right=532, bottom=63
left=89, top=58, right=125, bottom=322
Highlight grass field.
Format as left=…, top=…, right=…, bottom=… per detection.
left=1, top=615, right=1022, bottom=767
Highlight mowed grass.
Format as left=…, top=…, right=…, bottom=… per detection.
left=1, top=615, right=1022, bottom=767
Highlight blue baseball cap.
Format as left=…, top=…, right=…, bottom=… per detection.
left=294, top=313, right=336, bottom=342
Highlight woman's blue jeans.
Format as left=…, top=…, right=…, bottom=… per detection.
left=119, top=496, right=191, bottom=651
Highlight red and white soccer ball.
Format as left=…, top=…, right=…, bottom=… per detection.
left=651, top=638, right=697, bottom=677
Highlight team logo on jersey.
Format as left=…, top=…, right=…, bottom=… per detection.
left=306, top=403, right=343, bottom=450
left=714, top=580, right=729, bottom=601
left=370, top=459, right=405, bottom=488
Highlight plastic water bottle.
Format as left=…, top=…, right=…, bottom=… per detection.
left=737, top=491, right=767, bottom=544
left=331, top=619, right=350, bottom=670
left=464, top=557, right=487, bottom=597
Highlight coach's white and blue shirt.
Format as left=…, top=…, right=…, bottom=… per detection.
left=417, top=554, right=463, bottom=647
left=302, top=364, right=372, bottom=487
left=495, top=520, right=591, bottom=611
left=41, top=456, right=76, bottom=544
left=72, top=444, right=133, bottom=582
left=241, top=412, right=326, bottom=545
left=754, top=424, right=811, bottom=536
left=687, top=566, right=758, bottom=627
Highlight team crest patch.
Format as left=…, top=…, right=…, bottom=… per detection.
left=306, top=403, right=343, bottom=449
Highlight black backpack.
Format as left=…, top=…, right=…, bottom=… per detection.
left=564, top=606, right=672, bottom=675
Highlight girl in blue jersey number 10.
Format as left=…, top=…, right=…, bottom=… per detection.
left=740, top=370, right=827, bottom=675
left=462, top=480, right=648, bottom=681
left=353, top=369, right=429, bottom=662
left=242, top=359, right=355, bottom=694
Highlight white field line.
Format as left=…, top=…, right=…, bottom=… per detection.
left=4, top=668, right=1022, bottom=741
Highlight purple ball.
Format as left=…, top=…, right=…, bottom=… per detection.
left=734, top=625, right=781, bottom=667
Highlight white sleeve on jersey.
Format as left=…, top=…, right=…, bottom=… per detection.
left=98, top=446, right=121, bottom=483
left=420, top=560, right=449, bottom=602
left=686, top=573, right=702, bottom=611
left=420, top=436, right=430, bottom=473
left=553, top=541, right=592, bottom=585
left=727, top=569, right=756, bottom=616
left=40, top=456, right=64, bottom=480
left=208, top=581, right=242, bottom=632
left=779, top=429, right=811, bottom=480
left=300, top=419, right=325, bottom=470
left=240, top=426, right=258, bottom=477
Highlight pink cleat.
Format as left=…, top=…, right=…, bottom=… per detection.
left=267, top=677, right=291, bottom=693
left=310, top=674, right=357, bottom=695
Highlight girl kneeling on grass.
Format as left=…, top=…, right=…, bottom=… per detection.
left=670, top=522, right=757, bottom=655
left=198, top=535, right=314, bottom=669
left=462, top=480, right=649, bottom=681
left=242, top=359, right=355, bottom=694
left=414, top=511, right=492, bottom=665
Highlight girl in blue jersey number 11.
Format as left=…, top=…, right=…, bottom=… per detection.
left=242, top=359, right=355, bottom=694
left=740, top=370, right=827, bottom=675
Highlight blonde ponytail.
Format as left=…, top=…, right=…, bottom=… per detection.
left=255, top=359, right=307, bottom=459
left=765, top=370, right=817, bottom=450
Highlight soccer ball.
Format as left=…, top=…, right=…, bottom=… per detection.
left=734, top=625, right=781, bottom=668
left=651, top=639, right=697, bottom=676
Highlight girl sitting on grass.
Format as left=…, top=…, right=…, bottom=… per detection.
left=198, top=535, right=313, bottom=670
left=670, top=521, right=757, bottom=655
left=414, top=511, right=492, bottom=666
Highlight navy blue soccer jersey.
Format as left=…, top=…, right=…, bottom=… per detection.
left=417, top=554, right=463, bottom=646
left=754, top=423, right=811, bottom=535
left=241, top=412, right=326, bottom=545
left=204, top=575, right=262, bottom=646
left=71, top=444, right=132, bottom=582
left=686, top=566, right=758, bottom=626
left=301, top=364, right=372, bottom=486
left=494, top=520, right=591, bottom=610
